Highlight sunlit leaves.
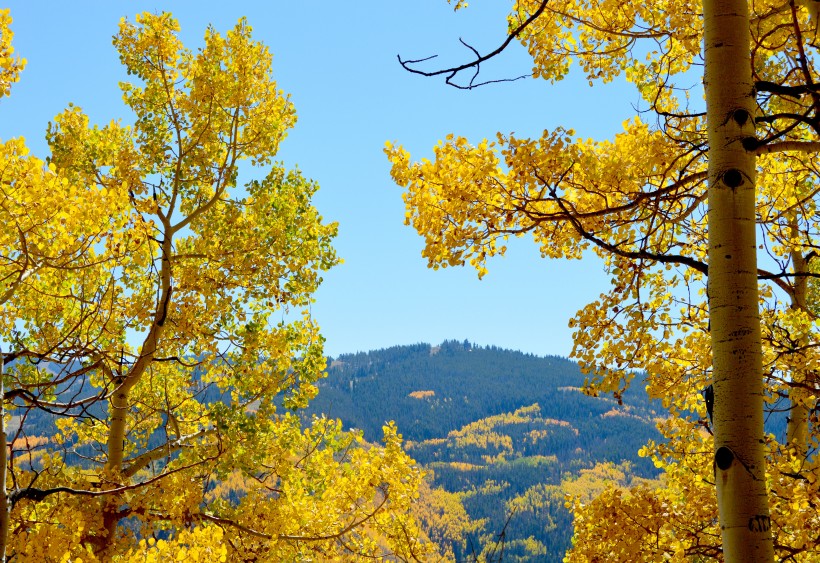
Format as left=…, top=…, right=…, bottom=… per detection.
left=0, top=9, right=24, bottom=99
left=391, top=0, right=820, bottom=558
left=3, top=11, right=436, bottom=562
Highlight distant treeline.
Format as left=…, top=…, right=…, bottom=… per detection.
left=304, top=340, right=665, bottom=561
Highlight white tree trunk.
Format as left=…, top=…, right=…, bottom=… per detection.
left=0, top=349, right=8, bottom=563
left=704, top=0, right=775, bottom=559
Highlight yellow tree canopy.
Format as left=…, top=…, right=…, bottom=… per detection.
left=3, top=12, right=439, bottom=562
left=388, top=0, right=820, bottom=559
left=0, top=9, right=24, bottom=99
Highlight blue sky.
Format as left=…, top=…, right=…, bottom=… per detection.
left=1, top=1, right=641, bottom=358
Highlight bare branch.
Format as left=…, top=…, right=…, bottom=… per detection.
left=756, top=80, right=820, bottom=97
left=398, top=0, right=549, bottom=89
left=755, top=140, right=820, bottom=155
left=123, top=428, right=213, bottom=478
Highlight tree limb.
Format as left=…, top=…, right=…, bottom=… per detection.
left=123, top=428, right=213, bottom=478
left=755, top=140, right=820, bottom=155
left=756, top=80, right=820, bottom=97
left=197, top=484, right=391, bottom=542
left=398, top=0, right=549, bottom=89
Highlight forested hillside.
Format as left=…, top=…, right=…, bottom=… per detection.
left=304, top=341, right=665, bottom=561
left=17, top=340, right=787, bottom=561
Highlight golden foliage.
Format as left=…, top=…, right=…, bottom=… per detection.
left=0, top=9, right=24, bottom=99
left=413, top=477, right=482, bottom=560
left=2, top=11, right=438, bottom=562
left=389, top=0, right=820, bottom=559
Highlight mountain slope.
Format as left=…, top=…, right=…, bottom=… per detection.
left=305, top=340, right=663, bottom=561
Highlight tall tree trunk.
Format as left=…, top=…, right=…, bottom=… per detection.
left=0, top=349, right=8, bottom=563
left=703, top=0, right=775, bottom=559
left=99, top=233, right=174, bottom=555
left=787, top=243, right=812, bottom=462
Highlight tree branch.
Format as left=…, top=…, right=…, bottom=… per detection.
left=11, top=449, right=219, bottom=507
left=756, top=80, right=820, bottom=97
left=397, top=0, right=549, bottom=89
left=123, top=428, right=213, bottom=478
left=196, top=485, right=390, bottom=543
left=755, top=140, right=820, bottom=155
left=553, top=192, right=710, bottom=274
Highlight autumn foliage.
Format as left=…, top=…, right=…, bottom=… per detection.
left=1, top=12, right=438, bottom=562
left=388, top=0, right=820, bottom=560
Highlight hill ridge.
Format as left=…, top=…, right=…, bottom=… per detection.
left=306, top=340, right=662, bottom=562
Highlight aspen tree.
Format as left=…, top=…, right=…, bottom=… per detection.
left=703, top=0, right=774, bottom=557
left=389, top=0, right=820, bottom=559
left=2, top=12, right=439, bottom=561
left=0, top=12, right=20, bottom=561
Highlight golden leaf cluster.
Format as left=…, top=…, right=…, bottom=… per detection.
left=2, top=12, right=441, bottom=562
left=388, top=0, right=820, bottom=559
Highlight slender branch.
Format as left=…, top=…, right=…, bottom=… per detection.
left=397, top=0, right=549, bottom=89
left=196, top=513, right=272, bottom=539
left=756, top=80, right=820, bottom=97
left=540, top=178, right=710, bottom=274
left=2, top=356, right=104, bottom=395
left=551, top=171, right=707, bottom=222
left=757, top=270, right=820, bottom=280
left=755, top=140, right=820, bottom=154
left=151, top=355, right=203, bottom=368
left=123, top=428, right=212, bottom=478
left=0, top=228, right=36, bottom=306
left=12, top=449, right=218, bottom=507
left=5, top=388, right=105, bottom=410
left=196, top=486, right=390, bottom=543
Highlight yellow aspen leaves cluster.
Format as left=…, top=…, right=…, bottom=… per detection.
left=0, top=9, right=24, bottom=99
left=2, top=11, right=441, bottom=562
left=411, top=478, right=483, bottom=560
left=389, top=0, right=820, bottom=559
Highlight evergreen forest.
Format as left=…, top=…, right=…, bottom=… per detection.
left=306, top=341, right=666, bottom=561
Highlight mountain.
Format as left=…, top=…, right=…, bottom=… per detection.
left=304, top=340, right=664, bottom=562
left=14, top=341, right=666, bottom=561
left=14, top=341, right=787, bottom=561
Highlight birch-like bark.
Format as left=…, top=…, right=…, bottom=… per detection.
left=105, top=239, right=173, bottom=471
left=100, top=232, right=173, bottom=553
left=0, top=349, right=8, bottom=563
left=786, top=244, right=812, bottom=461
left=704, top=0, right=775, bottom=559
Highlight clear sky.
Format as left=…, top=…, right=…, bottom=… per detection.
left=1, top=1, right=642, bottom=358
